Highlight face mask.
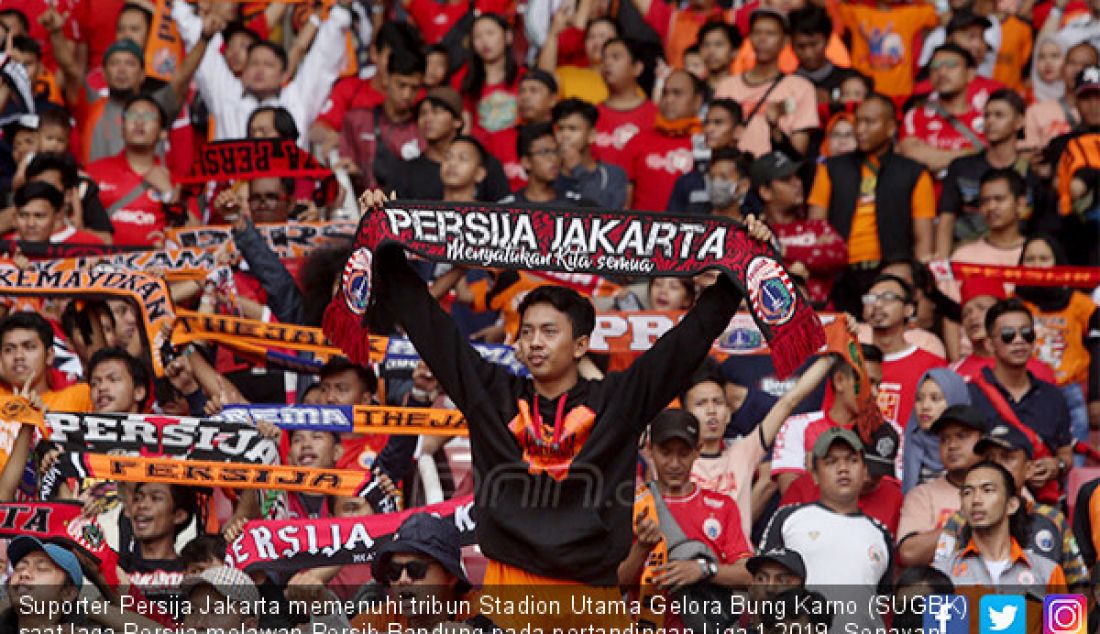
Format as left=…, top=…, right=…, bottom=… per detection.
left=707, top=177, right=741, bottom=209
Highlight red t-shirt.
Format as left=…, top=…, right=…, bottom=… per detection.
left=773, top=219, right=847, bottom=307
left=910, top=75, right=1004, bottom=112
left=557, top=27, right=587, bottom=67
left=780, top=473, right=903, bottom=537
left=879, top=346, right=947, bottom=427
left=406, top=0, right=513, bottom=44
left=468, top=79, right=523, bottom=190
left=85, top=153, right=167, bottom=247
left=900, top=101, right=986, bottom=159
left=337, top=434, right=390, bottom=471
left=595, top=101, right=657, bottom=172
left=624, top=129, right=694, bottom=211
left=317, top=77, right=385, bottom=131
left=952, top=354, right=1058, bottom=384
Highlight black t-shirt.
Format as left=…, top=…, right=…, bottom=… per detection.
left=394, top=154, right=511, bottom=202
left=119, top=551, right=186, bottom=613
left=938, top=152, right=1041, bottom=243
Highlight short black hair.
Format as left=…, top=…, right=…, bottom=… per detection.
left=517, top=121, right=555, bottom=157
left=894, top=566, right=955, bottom=595
left=0, top=311, right=53, bottom=350
left=708, top=98, right=744, bottom=127
left=552, top=98, right=599, bottom=127
left=38, top=108, right=72, bottom=134
left=119, top=2, right=153, bottom=29
left=26, top=152, right=79, bottom=189
left=708, top=147, right=752, bottom=179
left=987, top=88, right=1026, bottom=115
left=14, top=181, right=64, bottom=211
left=123, top=93, right=168, bottom=129
left=679, top=363, right=727, bottom=406
left=387, top=47, right=427, bottom=76
left=517, top=285, right=596, bottom=339
left=222, top=21, right=259, bottom=47
left=861, top=91, right=895, bottom=119
left=696, top=21, right=740, bottom=49
left=87, top=347, right=151, bottom=410
left=979, top=167, right=1026, bottom=198
left=984, top=297, right=1034, bottom=334
left=11, top=34, right=39, bottom=58
left=868, top=273, right=914, bottom=304
left=247, top=105, right=299, bottom=141
left=602, top=37, right=640, bottom=62
left=451, top=135, right=489, bottom=168
left=180, top=534, right=227, bottom=568
left=247, top=40, right=288, bottom=71
left=960, top=460, right=1030, bottom=547
left=375, top=21, right=424, bottom=57
left=585, top=16, right=619, bottom=40
left=789, top=4, right=832, bottom=38
left=931, top=42, right=976, bottom=69
left=319, top=356, right=378, bottom=394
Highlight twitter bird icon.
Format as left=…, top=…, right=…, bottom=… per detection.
left=982, top=595, right=1026, bottom=634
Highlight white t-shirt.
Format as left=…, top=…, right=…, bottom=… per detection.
left=771, top=411, right=825, bottom=478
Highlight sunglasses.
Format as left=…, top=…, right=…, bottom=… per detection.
left=385, top=560, right=430, bottom=583
left=999, top=326, right=1036, bottom=345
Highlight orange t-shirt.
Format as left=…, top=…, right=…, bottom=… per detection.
left=666, top=8, right=735, bottom=69
left=807, top=159, right=935, bottom=263
left=467, top=271, right=548, bottom=342
left=0, top=382, right=92, bottom=468
left=1022, top=291, right=1098, bottom=388
left=731, top=31, right=851, bottom=75
left=837, top=2, right=939, bottom=98
left=993, top=14, right=1033, bottom=92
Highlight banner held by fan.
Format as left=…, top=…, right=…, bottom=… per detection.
left=325, top=200, right=825, bottom=378
left=165, top=221, right=357, bottom=260
left=928, top=260, right=1100, bottom=288
left=180, top=139, right=332, bottom=184
left=823, top=318, right=885, bottom=444
left=0, top=264, right=174, bottom=376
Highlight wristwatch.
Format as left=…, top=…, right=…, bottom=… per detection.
left=696, top=558, right=717, bottom=581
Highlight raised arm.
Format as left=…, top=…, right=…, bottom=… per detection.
left=167, top=13, right=223, bottom=106
left=758, top=355, right=833, bottom=448
left=283, top=3, right=353, bottom=128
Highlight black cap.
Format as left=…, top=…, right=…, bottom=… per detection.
left=649, top=409, right=700, bottom=446
left=929, top=404, right=988, bottom=436
left=1076, top=65, right=1100, bottom=96
left=750, top=151, right=802, bottom=189
left=371, top=513, right=471, bottom=594
left=521, top=69, right=559, bottom=95
left=975, top=423, right=1034, bottom=459
left=864, top=423, right=899, bottom=478
left=946, top=8, right=992, bottom=35
left=746, top=548, right=807, bottom=580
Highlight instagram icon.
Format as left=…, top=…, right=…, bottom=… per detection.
left=1044, top=595, right=1087, bottom=634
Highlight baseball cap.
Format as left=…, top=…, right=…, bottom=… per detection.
left=180, top=566, right=262, bottom=607
left=946, top=8, right=992, bottom=35
left=959, top=278, right=1006, bottom=307
left=975, top=423, right=1034, bottom=459
left=750, top=151, right=802, bottom=189
left=863, top=424, right=899, bottom=478
left=746, top=548, right=807, bottom=580
left=749, top=7, right=789, bottom=33
left=811, top=426, right=863, bottom=463
left=521, top=69, right=559, bottom=95
left=929, top=404, right=988, bottom=435
left=421, top=86, right=464, bottom=119
left=104, top=38, right=144, bottom=65
left=1076, top=65, right=1100, bottom=96
left=371, top=513, right=471, bottom=595
left=648, top=409, right=700, bottom=447
left=8, top=536, right=83, bottom=588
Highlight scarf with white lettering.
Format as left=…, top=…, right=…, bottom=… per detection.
left=324, top=201, right=824, bottom=378
left=229, top=495, right=474, bottom=574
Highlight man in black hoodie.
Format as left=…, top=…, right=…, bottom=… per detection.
left=361, top=190, right=773, bottom=628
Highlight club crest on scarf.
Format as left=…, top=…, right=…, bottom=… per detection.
left=343, top=248, right=374, bottom=316
left=746, top=256, right=796, bottom=326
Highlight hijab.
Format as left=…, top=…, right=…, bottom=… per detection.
left=1015, top=233, right=1073, bottom=311
left=1030, top=36, right=1066, bottom=103
left=902, top=368, right=971, bottom=493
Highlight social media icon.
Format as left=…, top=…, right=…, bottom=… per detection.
left=981, top=595, right=1026, bottom=634
left=1044, top=595, right=1087, bottom=634
left=924, top=594, right=969, bottom=634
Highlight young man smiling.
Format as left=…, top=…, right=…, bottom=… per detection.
left=362, top=189, right=773, bottom=629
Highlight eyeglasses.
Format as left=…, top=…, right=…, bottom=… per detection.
left=861, top=291, right=906, bottom=305
left=528, top=148, right=559, bottom=158
left=930, top=58, right=963, bottom=71
left=384, top=560, right=430, bottom=583
left=124, top=111, right=160, bottom=123
left=999, top=326, right=1036, bottom=345
left=248, top=193, right=286, bottom=207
